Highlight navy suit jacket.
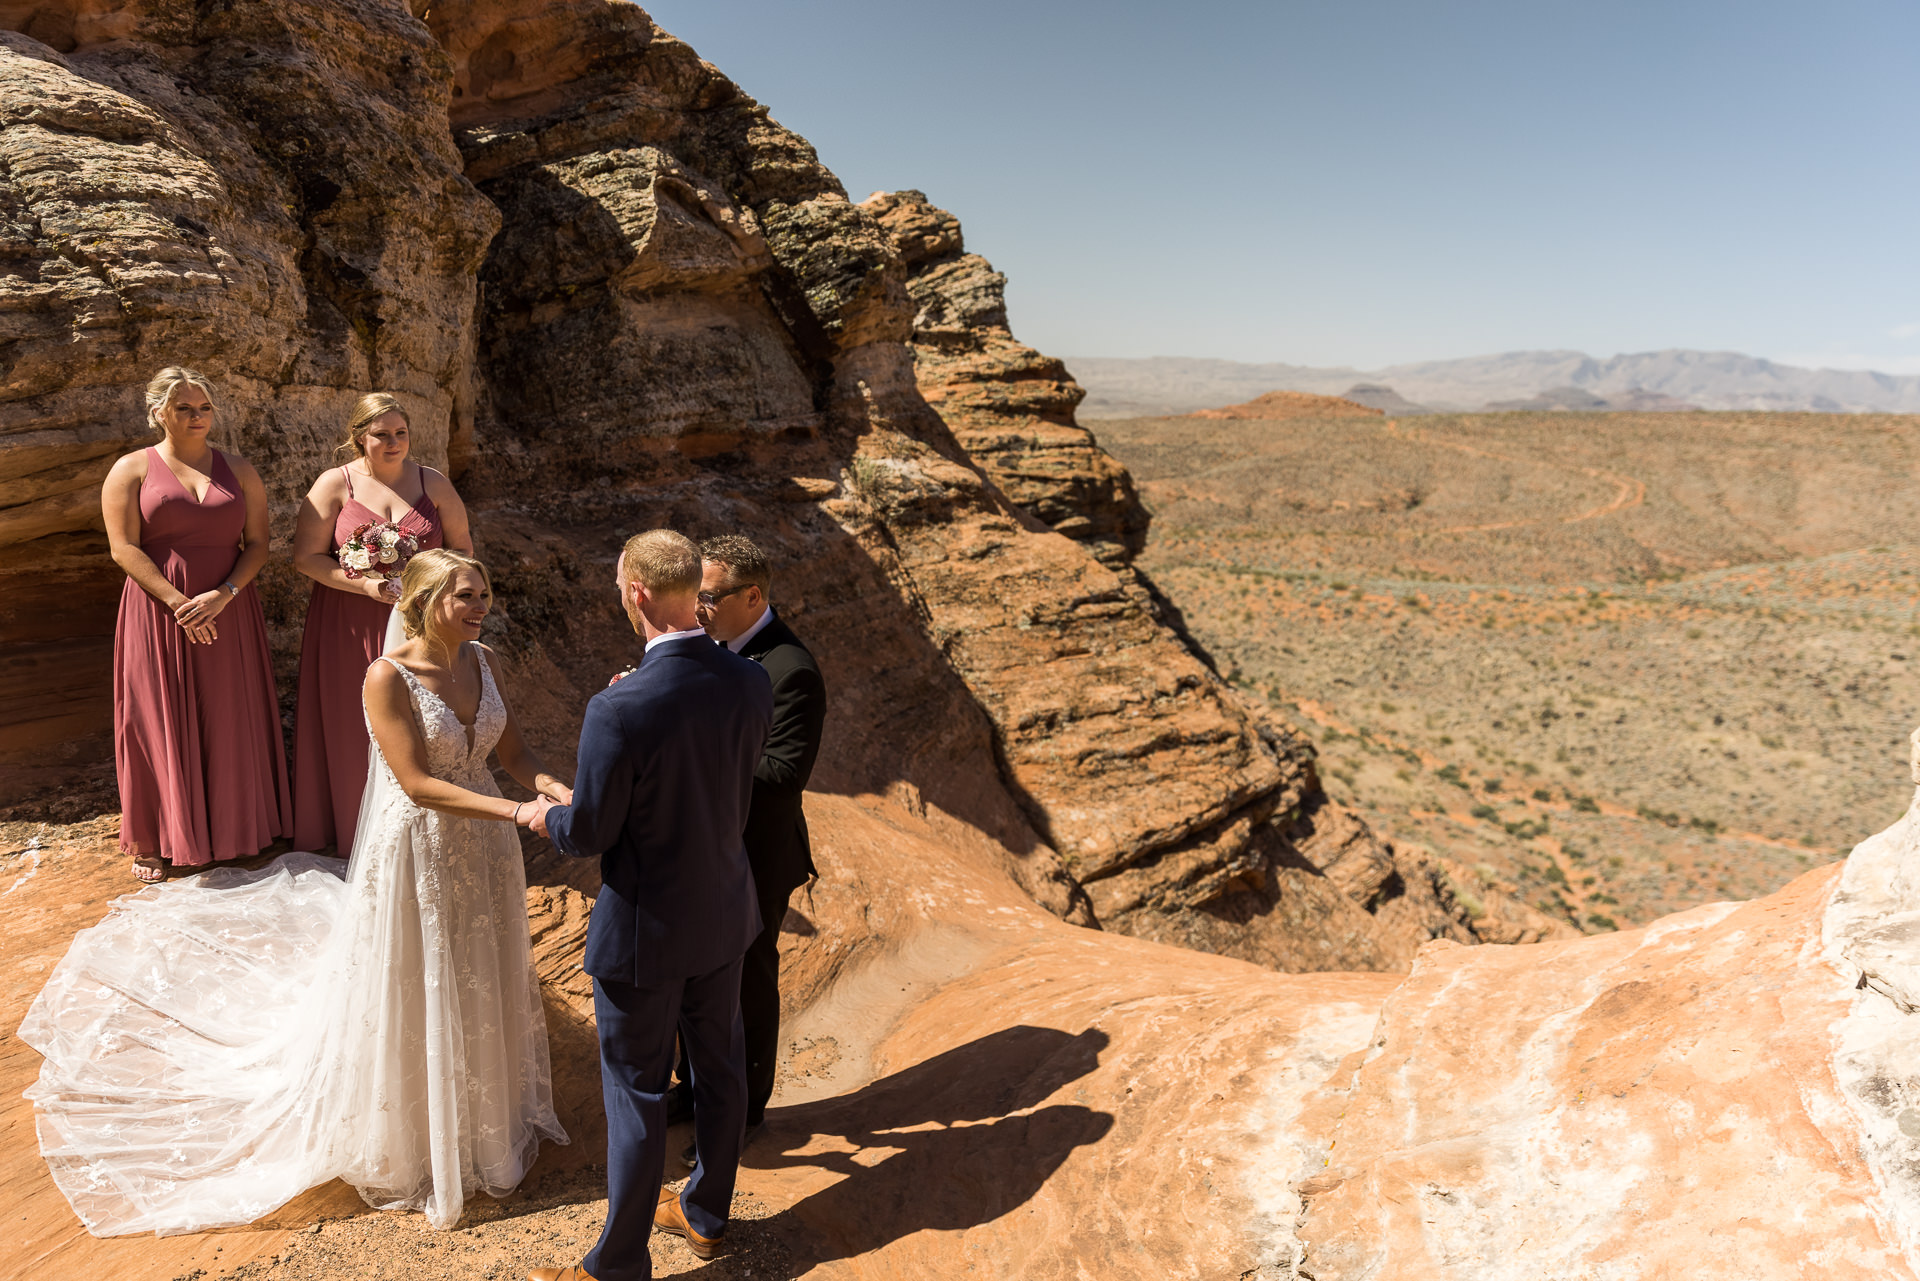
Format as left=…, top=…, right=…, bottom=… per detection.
left=547, top=631, right=774, bottom=985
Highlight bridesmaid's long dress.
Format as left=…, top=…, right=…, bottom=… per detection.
left=291, top=465, right=442, bottom=853
left=113, top=448, right=292, bottom=866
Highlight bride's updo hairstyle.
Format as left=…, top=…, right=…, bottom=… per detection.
left=145, top=367, right=216, bottom=432
left=335, top=392, right=409, bottom=460
left=397, top=548, right=491, bottom=655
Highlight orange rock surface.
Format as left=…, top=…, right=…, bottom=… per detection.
left=5, top=3, right=1918, bottom=1278
left=1190, top=390, right=1386, bottom=419
left=1298, top=863, right=1912, bottom=1279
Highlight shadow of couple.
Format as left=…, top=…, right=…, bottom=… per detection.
left=699, top=1023, right=1116, bottom=1275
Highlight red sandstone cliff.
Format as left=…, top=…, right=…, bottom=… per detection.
left=0, top=0, right=1558, bottom=969
left=17, top=5, right=1899, bottom=1280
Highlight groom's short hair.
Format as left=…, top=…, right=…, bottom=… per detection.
left=700, top=534, right=771, bottom=596
left=621, top=529, right=702, bottom=596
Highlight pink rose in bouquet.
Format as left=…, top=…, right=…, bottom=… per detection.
left=338, top=520, right=419, bottom=581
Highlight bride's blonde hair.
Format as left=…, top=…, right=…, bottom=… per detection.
left=396, top=548, right=491, bottom=658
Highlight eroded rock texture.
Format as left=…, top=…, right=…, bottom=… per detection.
left=1299, top=865, right=1913, bottom=1280
left=0, top=0, right=1542, bottom=967
left=0, top=2, right=495, bottom=795
left=4, top=6, right=1919, bottom=1279
left=854, top=189, right=1568, bottom=966
left=860, top=188, right=1147, bottom=566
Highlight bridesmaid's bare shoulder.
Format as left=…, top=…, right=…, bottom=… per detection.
left=417, top=464, right=461, bottom=504
left=305, top=463, right=351, bottom=503
left=105, top=449, right=151, bottom=484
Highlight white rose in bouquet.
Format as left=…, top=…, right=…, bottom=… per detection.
left=344, top=546, right=374, bottom=572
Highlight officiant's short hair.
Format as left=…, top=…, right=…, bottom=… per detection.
left=621, top=529, right=702, bottom=596
left=700, top=534, right=771, bottom=595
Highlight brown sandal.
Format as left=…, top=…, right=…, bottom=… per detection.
left=131, top=855, right=166, bottom=883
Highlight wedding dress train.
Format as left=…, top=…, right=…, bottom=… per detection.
left=19, top=652, right=566, bottom=1236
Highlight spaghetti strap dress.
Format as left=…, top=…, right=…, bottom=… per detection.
left=112, top=447, right=292, bottom=865
left=291, top=464, right=443, bottom=853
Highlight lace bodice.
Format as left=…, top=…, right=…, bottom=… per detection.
left=21, top=641, right=562, bottom=1238
left=374, top=650, right=505, bottom=788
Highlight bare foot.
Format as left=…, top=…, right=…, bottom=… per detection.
left=131, top=855, right=165, bottom=883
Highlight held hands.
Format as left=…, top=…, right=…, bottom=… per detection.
left=526, top=795, right=558, bottom=839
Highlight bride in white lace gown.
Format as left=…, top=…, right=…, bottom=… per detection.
left=19, top=550, right=570, bottom=1236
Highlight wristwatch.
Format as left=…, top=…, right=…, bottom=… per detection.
left=222, top=580, right=240, bottom=597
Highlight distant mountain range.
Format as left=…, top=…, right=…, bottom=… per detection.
left=1063, top=350, right=1920, bottom=418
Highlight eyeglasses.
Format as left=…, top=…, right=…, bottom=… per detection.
left=696, top=585, right=751, bottom=610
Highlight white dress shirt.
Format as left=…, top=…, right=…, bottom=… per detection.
left=726, top=605, right=775, bottom=654
left=644, top=627, right=710, bottom=654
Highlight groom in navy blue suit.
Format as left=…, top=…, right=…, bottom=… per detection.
left=528, top=529, right=772, bottom=1281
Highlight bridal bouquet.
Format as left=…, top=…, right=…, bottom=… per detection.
left=339, top=519, right=419, bottom=582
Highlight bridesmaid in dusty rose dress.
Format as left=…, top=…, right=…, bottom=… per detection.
left=291, top=393, right=472, bottom=853
left=101, top=367, right=292, bottom=881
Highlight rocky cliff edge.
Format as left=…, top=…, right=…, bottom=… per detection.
left=5, top=3, right=1908, bottom=1278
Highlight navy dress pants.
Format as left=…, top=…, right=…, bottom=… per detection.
left=582, top=956, right=748, bottom=1281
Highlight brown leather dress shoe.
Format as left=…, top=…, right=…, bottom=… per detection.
left=526, top=1267, right=598, bottom=1281
left=653, top=1185, right=724, bottom=1259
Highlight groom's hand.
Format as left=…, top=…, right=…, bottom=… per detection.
left=529, top=795, right=557, bottom=838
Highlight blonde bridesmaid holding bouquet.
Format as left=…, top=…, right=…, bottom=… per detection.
left=291, top=393, right=472, bottom=854
left=101, top=367, right=292, bottom=881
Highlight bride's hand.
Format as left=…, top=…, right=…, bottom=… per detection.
left=545, top=783, right=574, bottom=806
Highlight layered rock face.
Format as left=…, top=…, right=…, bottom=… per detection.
left=859, top=189, right=1148, bottom=566
left=0, top=2, right=495, bottom=795
left=7, top=6, right=1920, bottom=1280
left=852, top=190, right=1567, bottom=965
left=0, top=0, right=1551, bottom=967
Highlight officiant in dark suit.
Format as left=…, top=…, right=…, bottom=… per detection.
left=670, top=534, right=827, bottom=1151
left=528, top=530, right=772, bottom=1280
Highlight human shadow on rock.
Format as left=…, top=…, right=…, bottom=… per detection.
left=739, top=1025, right=1113, bottom=1271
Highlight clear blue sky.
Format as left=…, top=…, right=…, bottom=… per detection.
left=648, top=0, right=1920, bottom=372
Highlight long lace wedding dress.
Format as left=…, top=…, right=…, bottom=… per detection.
left=19, top=652, right=566, bottom=1236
